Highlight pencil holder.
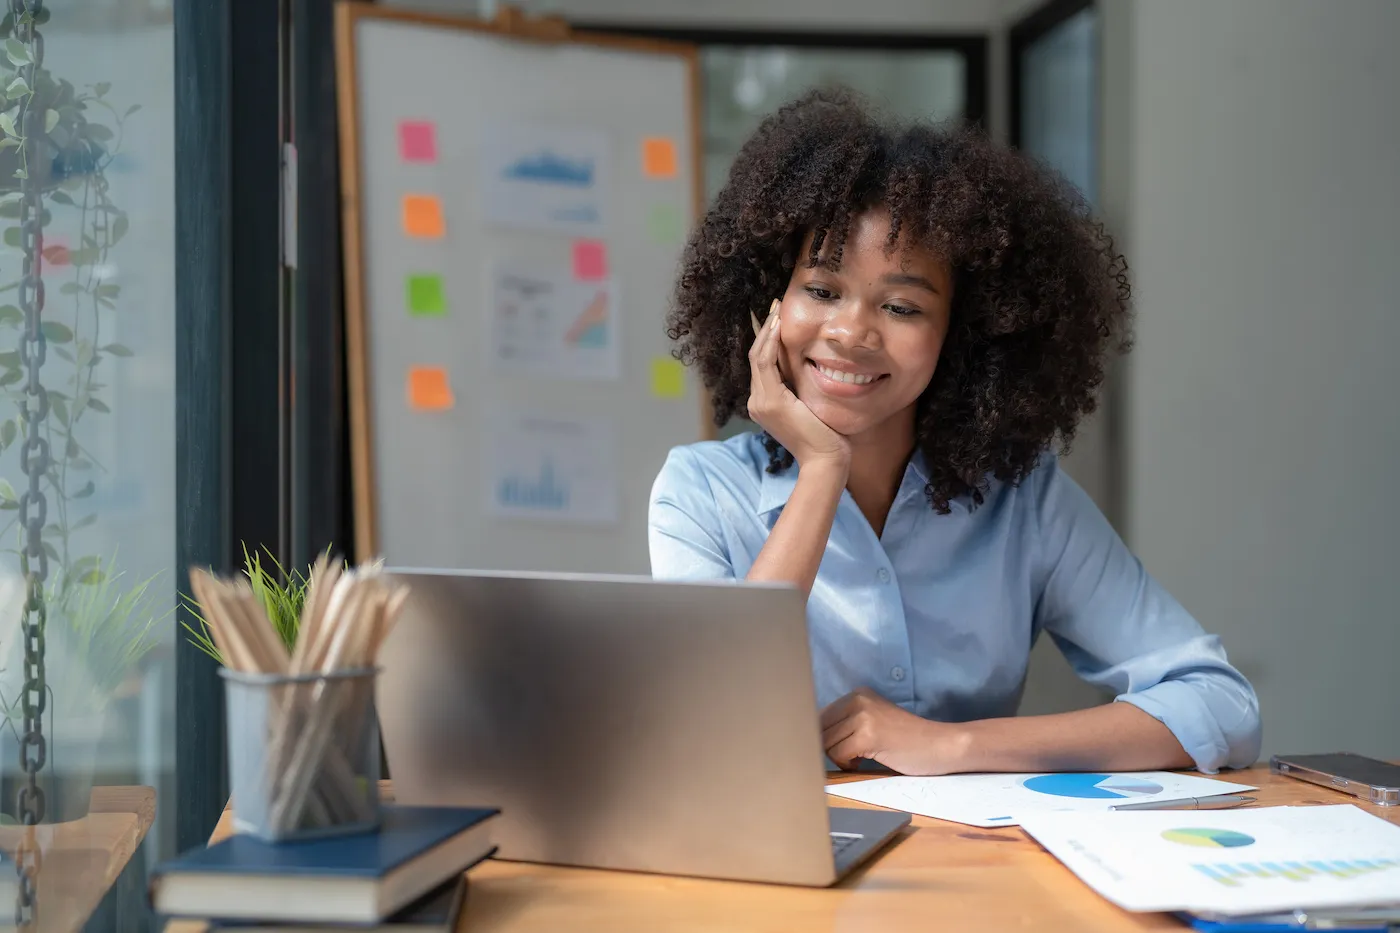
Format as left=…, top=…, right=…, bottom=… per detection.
left=222, top=666, right=382, bottom=843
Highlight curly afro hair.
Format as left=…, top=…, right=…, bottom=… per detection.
left=666, top=88, right=1132, bottom=513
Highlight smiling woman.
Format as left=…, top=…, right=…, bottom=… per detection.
left=777, top=211, right=952, bottom=445
left=649, top=88, right=1262, bottom=780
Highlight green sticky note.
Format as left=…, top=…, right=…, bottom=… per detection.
left=406, top=273, right=446, bottom=316
left=651, top=356, right=686, bottom=399
left=646, top=203, right=684, bottom=245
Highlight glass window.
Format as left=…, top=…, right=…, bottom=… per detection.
left=1018, top=6, right=1097, bottom=204
left=701, top=46, right=966, bottom=201
left=0, top=0, right=176, bottom=927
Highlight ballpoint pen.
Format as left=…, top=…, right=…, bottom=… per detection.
left=1108, top=793, right=1256, bottom=811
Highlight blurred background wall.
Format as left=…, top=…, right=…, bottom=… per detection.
left=377, top=0, right=1400, bottom=760
left=1097, top=0, right=1400, bottom=760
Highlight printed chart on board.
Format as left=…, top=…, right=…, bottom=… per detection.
left=825, top=771, right=1258, bottom=828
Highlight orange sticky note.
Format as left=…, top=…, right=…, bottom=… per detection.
left=642, top=137, right=678, bottom=179
left=402, top=194, right=445, bottom=238
left=407, top=366, right=453, bottom=411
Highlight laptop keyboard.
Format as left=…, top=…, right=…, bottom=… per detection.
left=830, top=831, right=865, bottom=859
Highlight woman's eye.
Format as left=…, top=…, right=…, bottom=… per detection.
left=804, top=285, right=835, bottom=301
left=885, top=303, right=919, bottom=317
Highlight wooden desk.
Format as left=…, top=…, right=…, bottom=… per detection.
left=0, top=785, right=156, bottom=933
left=167, top=768, right=1399, bottom=933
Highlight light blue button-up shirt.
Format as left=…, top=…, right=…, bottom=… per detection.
left=647, top=431, right=1261, bottom=774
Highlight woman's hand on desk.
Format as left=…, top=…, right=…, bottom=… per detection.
left=820, top=689, right=1195, bottom=775
left=820, top=687, right=971, bottom=775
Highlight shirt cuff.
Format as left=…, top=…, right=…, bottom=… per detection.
left=1115, top=680, right=1233, bottom=774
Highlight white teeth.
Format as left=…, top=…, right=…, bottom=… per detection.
left=815, top=364, right=876, bottom=385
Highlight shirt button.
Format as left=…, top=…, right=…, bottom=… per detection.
left=877, top=568, right=891, bottom=583
left=891, top=666, right=905, bottom=681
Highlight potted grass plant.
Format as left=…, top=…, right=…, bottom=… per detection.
left=184, top=545, right=397, bottom=842
left=182, top=544, right=341, bottom=666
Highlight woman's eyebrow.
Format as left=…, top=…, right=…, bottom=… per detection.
left=882, top=272, right=941, bottom=294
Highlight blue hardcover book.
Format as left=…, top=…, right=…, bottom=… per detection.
left=151, top=805, right=498, bottom=925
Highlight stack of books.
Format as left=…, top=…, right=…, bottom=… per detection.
left=150, top=804, right=498, bottom=931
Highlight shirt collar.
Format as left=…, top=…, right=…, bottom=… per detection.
left=755, top=447, right=934, bottom=515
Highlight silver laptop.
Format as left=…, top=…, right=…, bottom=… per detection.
left=375, top=567, right=910, bottom=887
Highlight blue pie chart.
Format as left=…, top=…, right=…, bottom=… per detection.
left=1022, top=773, right=1165, bottom=799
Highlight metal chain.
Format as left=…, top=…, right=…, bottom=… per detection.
left=10, top=0, right=47, bottom=927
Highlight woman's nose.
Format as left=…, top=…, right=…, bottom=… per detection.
left=820, top=299, right=880, bottom=351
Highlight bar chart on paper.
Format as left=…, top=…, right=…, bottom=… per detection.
left=487, top=410, right=619, bottom=525
left=1191, top=857, right=1399, bottom=888
left=1016, top=805, right=1400, bottom=914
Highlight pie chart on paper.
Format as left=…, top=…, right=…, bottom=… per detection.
left=1161, top=828, right=1256, bottom=848
left=1021, top=773, right=1166, bottom=799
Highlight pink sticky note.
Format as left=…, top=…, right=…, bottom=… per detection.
left=398, top=120, right=437, bottom=163
left=572, top=240, right=608, bottom=281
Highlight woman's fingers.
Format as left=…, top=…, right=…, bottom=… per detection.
left=748, top=300, right=789, bottom=424
left=757, top=301, right=785, bottom=382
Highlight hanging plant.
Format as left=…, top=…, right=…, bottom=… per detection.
left=0, top=0, right=158, bottom=829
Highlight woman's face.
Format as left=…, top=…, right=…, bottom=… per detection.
left=778, top=209, right=954, bottom=440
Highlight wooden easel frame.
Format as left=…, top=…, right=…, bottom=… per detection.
left=332, top=1, right=710, bottom=564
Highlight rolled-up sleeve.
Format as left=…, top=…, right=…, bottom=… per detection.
left=648, top=447, right=736, bottom=581
left=1030, top=456, right=1262, bottom=773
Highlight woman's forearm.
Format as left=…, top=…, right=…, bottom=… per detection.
left=956, top=701, right=1194, bottom=773
left=746, top=459, right=847, bottom=596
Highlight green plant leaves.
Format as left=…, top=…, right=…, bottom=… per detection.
left=0, top=478, right=15, bottom=502
left=4, top=38, right=30, bottom=67
left=0, top=419, right=15, bottom=448
left=85, top=397, right=109, bottom=413
left=43, top=109, right=55, bottom=134
left=72, top=480, right=94, bottom=499
left=40, top=321, right=73, bottom=343
left=70, top=554, right=105, bottom=584
left=5, top=76, right=28, bottom=99
left=0, top=305, right=18, bottom=326
left=102, top=343, right=132, bottom=357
